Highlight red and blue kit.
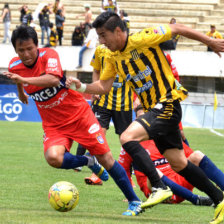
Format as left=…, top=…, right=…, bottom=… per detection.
left=8, top=48, right=110, bottom=154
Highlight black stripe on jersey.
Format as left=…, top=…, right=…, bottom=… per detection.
left=127, top=82, right=132, bottom=111
left=103, top=93, right=109, bottom=108
left=149, top=48, right=172, bottom=100
left=120, top=80, right=125, bottom=111
left=129, top=58, right=152, bottom=108
left=101, top=56, right=105, bottom=70
left=111, top=77, right=119, bottom=110
left=121, top=60, right=146, bottom=110
left=140, top=52, right=160, bottom=104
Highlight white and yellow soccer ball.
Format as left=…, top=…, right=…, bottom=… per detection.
left=48, top=181, right=79, bottom=212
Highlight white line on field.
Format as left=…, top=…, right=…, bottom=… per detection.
left=210, top=129, right=224, bottom=137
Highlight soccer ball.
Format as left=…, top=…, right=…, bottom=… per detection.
left=48, top=181, right=79, bottom=212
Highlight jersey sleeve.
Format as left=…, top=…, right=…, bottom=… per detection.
left=142, top=24, right=172, bottom=47
left=100, top=54, right=117, bottom=80
left=90, top=46, right=101, bottom=71
left=45, top=49, right=63, bottom=78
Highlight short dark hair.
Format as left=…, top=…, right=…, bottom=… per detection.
left=11, top=25, right=38, bottom=49
left=92, top=11, right=126, bottom=32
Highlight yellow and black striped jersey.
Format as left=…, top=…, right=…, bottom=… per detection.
left=91, top=45, right=133, bottom=111
left=101, top=24, right=188, bottom=111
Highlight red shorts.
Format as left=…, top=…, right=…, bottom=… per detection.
left=43, top=105, right=110, bottom=155
left=168, top=172, right=194, bottom=204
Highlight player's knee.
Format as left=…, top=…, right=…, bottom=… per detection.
left=45, top=149, right=63, bottom=168
left=170, top=158, right=188, bottom=172
left=120, top=131, right=132, bottom=145
left=188, top=150, right=204, bottom=166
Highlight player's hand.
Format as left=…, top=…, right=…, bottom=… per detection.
left=18, top=92, right=29, bottom=104
left=3, top=72, right=25, bottom=84
left=65, top=76, right=81, bottom=89
left=208, top=39, right=224, bottom=57
left=92, top=94, right=100, bottom=101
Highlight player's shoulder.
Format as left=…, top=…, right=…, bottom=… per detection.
left=39, top=47, right=58, bottom=58
left=9, top=56, right=23, bottom=71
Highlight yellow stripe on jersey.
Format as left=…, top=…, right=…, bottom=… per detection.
left=101, top=25, right=188, bottom=111
left=91, top=45, right=133, bottom=111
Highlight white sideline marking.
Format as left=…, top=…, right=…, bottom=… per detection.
left=210, top=129, right=224, bottom=137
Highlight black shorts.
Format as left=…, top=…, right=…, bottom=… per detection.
left=135, top=100, right=183, bottom=154
left=92, top=104, right=132, bottom=135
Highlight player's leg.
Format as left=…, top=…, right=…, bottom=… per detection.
left=78, top=108, right=142, bottom=216
left=43, top=130, right=108, bottom=181
left=84, top=105, right=110, bottom=184
left=74, top=144, right=86, bottom=172
left=163, top=148, right=224, bottom=224
left=120, top=120, right=172, bottom=209
left=95, top=151, right=142, bottom=216
left=188, top=151, right=224, bottom=191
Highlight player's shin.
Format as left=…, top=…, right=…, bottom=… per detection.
left=178, top=161, right=223, bottom=206
left=122, top=141, right=166, bottom=189
left=60, top=152, right=88, bottom=169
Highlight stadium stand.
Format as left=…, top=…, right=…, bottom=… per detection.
left=0, top=0, right=224, bottom=50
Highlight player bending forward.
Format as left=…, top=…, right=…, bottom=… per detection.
left=4, top=25, right=143, bottom=216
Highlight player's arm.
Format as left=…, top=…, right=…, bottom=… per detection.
left=66, top=76, right=114, bottom=95
left=3, top=72, right=60, bottom=87
left=17, top=83, right=29, bottom=104
left=170, top=23, right=224, bottom=56
left=91, top=68, right=101, bottom=101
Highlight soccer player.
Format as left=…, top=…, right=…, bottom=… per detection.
left=119, top=104, right=224, bottom=207
left=66, top=12, right=224, bottom=224
left=4, top=25, right=143, bottom=216
left=76, top=44, right=134, bottom=185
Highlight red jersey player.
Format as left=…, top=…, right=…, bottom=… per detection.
left=4, top=25, right=142, bottom=216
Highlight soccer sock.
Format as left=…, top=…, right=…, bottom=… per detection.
left=108, top=160, right=140, bottom=202
left=122, top=141, right=166, bottom=189
left=61, top=152, right=88, bottom=169
left=178, top=161, right=223, bottom=205
left=199, top=155, right=224, bottom=191
left=76, top=144, right=86, bottom=156
left=161, top=175, right=198, bottom=204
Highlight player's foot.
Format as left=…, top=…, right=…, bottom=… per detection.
left=210, top=196, right=224, bottom=224
left=74, top=167, right=82, bottom=172
left=85, top=153, right=109, bottom=181
left=84, top=173, right=103, bottom=185
left=196, top=196, right=214, bottom=207
left=141, top=187, right=173, bottom=209
left=122, top=201, right=143, bottom=216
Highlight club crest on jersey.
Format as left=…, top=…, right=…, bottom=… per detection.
left=130, top=49, right=140, bottom=60
left=96, top=134, right=104, bottom=144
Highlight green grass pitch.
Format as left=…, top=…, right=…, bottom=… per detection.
left=0, top=121, right=223, bottom=224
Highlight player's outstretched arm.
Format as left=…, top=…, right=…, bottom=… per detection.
left=170, top=23, right=224, bottom=56
left=3, top=72, right=60, bottom=87
left=66, top=76, right=114, bottom=95
left=17, top=84, right=29, bottom=104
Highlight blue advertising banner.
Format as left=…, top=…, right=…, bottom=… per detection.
left=0, top=96, right=41, bottom=122
left=0, top=84, right=41, bottom=122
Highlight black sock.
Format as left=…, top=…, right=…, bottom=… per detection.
left=122, top=141, right=166, bottom=189
left=76, top=144, right=86, bottom=156
left=178, top=161, right=223, bottom=205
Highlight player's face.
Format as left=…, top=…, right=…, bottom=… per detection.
left=96, top=27, right=120, bottom=52
left=15, top=38, right=38, bottom=66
